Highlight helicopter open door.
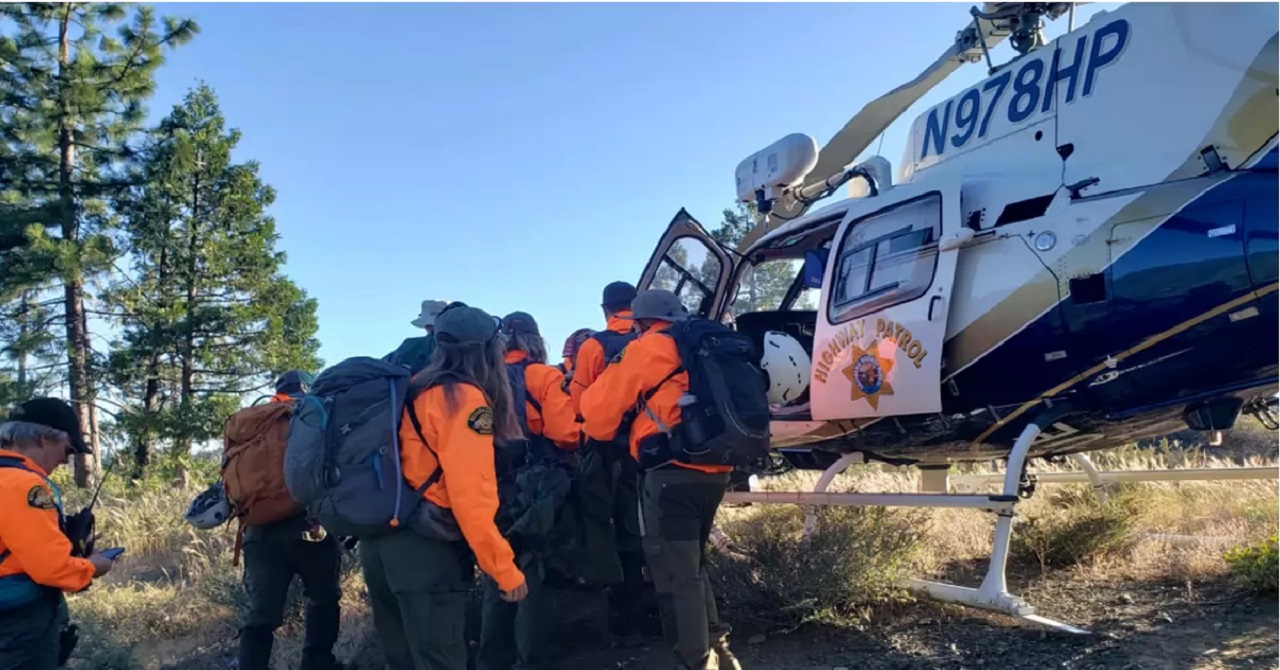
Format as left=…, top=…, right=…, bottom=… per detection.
left=637, top=208, right=735, bottom=319
left=808, top=178, right=965, bottom=421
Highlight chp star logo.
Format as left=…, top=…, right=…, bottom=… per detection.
left=840, top=338, right=896, bottom=410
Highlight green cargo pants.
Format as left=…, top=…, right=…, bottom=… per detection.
left=475, top=562, right=552, bottom=670
left=639, top=466, right=732, bottom=670
left=0, top=589, right=68, bottom=669
left=359, top=529, right=475, bottom=670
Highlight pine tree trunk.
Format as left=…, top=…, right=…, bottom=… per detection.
left=133, top=368, right=160, bottom=480
left=17, top=291, right=30, bottom=387
left=58, top=4, right=97, bottom=489
left=176, top=170, right=201, bottom=467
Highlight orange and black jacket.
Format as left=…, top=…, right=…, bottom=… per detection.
left=569, top=310, right=634, bottom=415
left=269, top=392, right=295, bottom=404
left=398, top=383, right=525, bottom=593
left=0, top=450, right=95, bottom=593
left=506, top=351, right=581, bottom=450
left=580, top=322, right=732, bottom=476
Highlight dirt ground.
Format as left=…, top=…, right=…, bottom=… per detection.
left=560, top=572, right=1277, bottom=670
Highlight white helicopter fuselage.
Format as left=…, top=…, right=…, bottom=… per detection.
left=641, top=1, right=1279, bottom=468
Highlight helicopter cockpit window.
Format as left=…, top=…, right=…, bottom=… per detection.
left=829, top=193, right=942, bottom=323
left=727, top=258, right=819, bottom=317
left=651, top=235, right=720, bottom=317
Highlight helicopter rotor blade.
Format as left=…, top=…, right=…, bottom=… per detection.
left=760, top=4, right=1015, bottom=229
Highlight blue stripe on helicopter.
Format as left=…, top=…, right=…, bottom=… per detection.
left=941, top=167, right=1277, bottom=413
left=921, top=17, right=1131, bottom=161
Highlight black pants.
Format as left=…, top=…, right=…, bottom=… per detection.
left=640, top=467, right=732, bottom=670
left=608, top=452, right=645, bottom=638
left=475, top=564, right=553, bottom=670
left=0, top=589, right=68, bottom=670
left=239, top=522, right=342, bottom=670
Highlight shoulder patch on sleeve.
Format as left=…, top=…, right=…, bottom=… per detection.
left=467, top=406, right=494, bottom=435
left=27, top=484, right=56, bottom=510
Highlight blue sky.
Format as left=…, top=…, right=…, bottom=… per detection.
left=143, top=2, right=1118, bottom=367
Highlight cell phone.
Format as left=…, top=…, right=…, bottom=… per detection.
left=100, top=547, right=125, bottom=561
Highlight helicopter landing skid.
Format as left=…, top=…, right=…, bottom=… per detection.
left=722, top=410, right=1090, bottom=634
left=900, top=422, right=1090, bottom=635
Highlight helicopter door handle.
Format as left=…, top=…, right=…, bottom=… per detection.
left=928, top=295, right=943, bottom=321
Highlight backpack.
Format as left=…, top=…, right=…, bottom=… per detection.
left=593, top=330, right=637, bottom=366
left=283, top=357, right=432, bottom=539
left=221, top=399, right=304, bottom=528
left=645, top=316, right=772, bottom=468
left=585, top=330, right=639, bottom=455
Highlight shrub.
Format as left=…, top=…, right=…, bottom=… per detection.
left=708, top=504, right=928, bottom=629
left=1012, top=486, right=1143, bottom=572
left=1224, top=534, right=1279, bottom=593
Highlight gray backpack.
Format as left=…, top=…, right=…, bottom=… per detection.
left=284, top=357, right=440, bottom=538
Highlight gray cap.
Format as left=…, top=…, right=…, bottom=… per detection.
left=621, top=289, right=688, bottom=323
left=435, top=306, right=499, bottom=348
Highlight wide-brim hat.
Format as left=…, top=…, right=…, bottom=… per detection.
left=411, top=299, right=450, bottom=328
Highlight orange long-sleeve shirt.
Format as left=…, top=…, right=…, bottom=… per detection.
left=398, top=384, right=524, bottom=592
left=505, top=351, right=581, bottom=450
left=580, top=323, right=732, bottom=475
left=0, top=450, right=95, bottom=592
left=569, top=311, right=634, bottom=415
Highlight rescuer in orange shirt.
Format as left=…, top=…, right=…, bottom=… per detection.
left=476, top=311, right=582, bottom=670
left=569, top=281, right=638, bottom=415
left=0, top=398, right=116, bottom=669
left=359, top=305, right=528, bottom=670
left=500, top=312, right=581, bottom=451
left=580, top=290, right=740, bottom=670
left=568, top=280, right=648, bottom=646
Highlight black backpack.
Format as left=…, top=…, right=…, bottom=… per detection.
left=646, top=316, right=771, bottom=468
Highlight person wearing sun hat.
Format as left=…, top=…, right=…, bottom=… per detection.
left=384, top=299, right=465, bottom=375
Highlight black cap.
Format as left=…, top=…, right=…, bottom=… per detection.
left=274, top=370, right=315, bottom=394
left=436, top=306, right=499, bottom=348
left=501, top=311, right=540, bottom=337
left=601, top=281, right=637, bottom=310
left=6, top=397, right=89, bottom=455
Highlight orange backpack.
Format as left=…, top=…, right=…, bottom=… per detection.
left=221, top=399, right=304, bottom=538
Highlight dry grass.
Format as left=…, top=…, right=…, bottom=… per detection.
left=42, top=425, right=1279, bottom=668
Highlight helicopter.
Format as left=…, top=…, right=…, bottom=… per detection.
left=631, top=1, right=1277, bottom=632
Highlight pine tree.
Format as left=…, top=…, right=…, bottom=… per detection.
left=0, top=3, right=198, bottom=486
left=710, top=201, right=812, bottom=315
left=105, top=84, right=321, bottom=476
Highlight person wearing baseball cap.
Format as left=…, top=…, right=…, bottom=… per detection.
left=362, top=305, right=528, bottom=670
left=0, top=398, right=114, bottom=668
left=580, top=290, right=741, bottom=670
left=270, top=370, right=316, bottom=404
left=567, top=281, right=650, bottom=647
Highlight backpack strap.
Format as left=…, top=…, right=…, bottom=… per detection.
left=404, top=394, right=444, bottom=496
